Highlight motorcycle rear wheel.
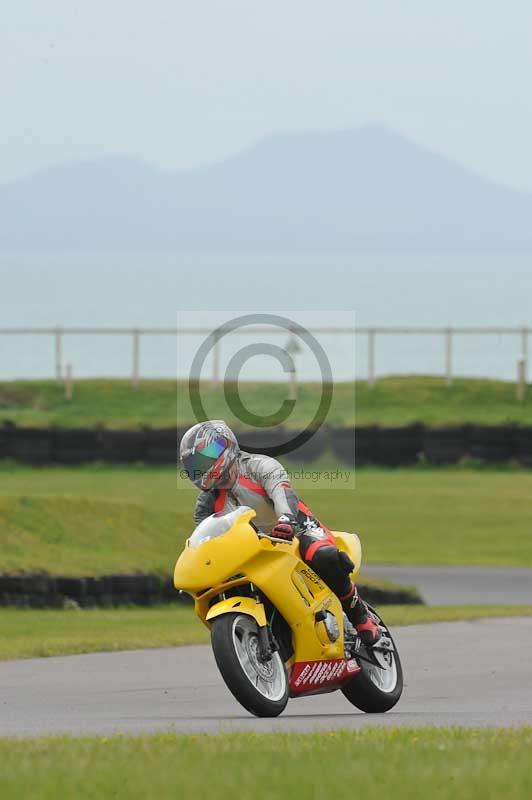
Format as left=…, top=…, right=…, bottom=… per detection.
left=341, top=607, right=403, bottom=713
left=211, top=613, right=289, bottom=717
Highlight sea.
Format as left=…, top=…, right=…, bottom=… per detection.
left=1, top=253, right=531, bottom=383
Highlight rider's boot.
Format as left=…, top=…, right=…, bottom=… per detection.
left=340, top=584, right=381, bottom=645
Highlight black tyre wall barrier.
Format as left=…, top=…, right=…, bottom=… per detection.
left=0, top=573, right=177, bottom=609
left=469, top=425, right=516, bottom=463
left=54, top=428, right=103, bottom=465
left=2, top=424, right=53, bottom=465
left=101, top=429, right=145, bottom=463
left=0, top=572, right=423, bottom=608
left=1, top=422, right=532, bottom=467
left=234, top=426, right=287, bottom=454
left=143, top=427, right=181, bottom=465
left=515, top=426, right=532, bottom=468
left=375, top=424, right=424, bottom=466
left=330, top=426, right=358, bottom=465
left=287, top=427, right=329, bottom=463
left=423, top=426, right=470, bottom=465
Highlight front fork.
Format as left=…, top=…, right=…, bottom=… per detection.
left=252, top=587, right=275, bottom=662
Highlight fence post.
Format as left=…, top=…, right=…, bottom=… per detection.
left=285, top=331, right=300, bottom=401
left=65, top=363, right=73, bottom=400
left=368, top=329, right=376, bottom=388
left=517, top=357, right=526, bottom=402
left=212, top=331, right=220, bottom=386
left=54, top=327, right=62, bottom=382
left=445, top=328, right=453, bottom=387
left=521, top=326, right=528, bottom=384
left=132, top=329, right=140, bottom=389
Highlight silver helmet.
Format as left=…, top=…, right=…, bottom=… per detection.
left=179, top=420, right=240, bottom=491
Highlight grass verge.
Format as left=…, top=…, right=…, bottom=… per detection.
left=1, top=604, right=531, bottom=661
left=1, top=375, right=532, bottom=427
left=0, top=728, right=531, bottom=800
left=0, top=605, right=208, bottom=660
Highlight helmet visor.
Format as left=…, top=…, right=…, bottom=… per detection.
left=182, top=437, right=227, bottom=486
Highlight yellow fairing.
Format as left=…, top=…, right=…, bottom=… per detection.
left=206, top=596, right=267, bottom=627
left=174, top=509, right=363, bottom=665
left=333, top=531, right=362, bottom=582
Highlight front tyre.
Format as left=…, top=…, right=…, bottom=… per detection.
left=342, top=607, right=403, bottom=713
left=211, top=613, right=289, bottom=718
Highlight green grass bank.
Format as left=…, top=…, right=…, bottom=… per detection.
left=1, top=376, right=532, bottom=428
left=0, top=465, right=531, bottom=572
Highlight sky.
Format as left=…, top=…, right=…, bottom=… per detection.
left=2, top=1, right=532, bottom=190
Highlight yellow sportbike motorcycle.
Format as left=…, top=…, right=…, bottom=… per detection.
left=174, top=506, right=403, bottom=717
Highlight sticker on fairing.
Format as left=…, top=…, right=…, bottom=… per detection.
left=290, top=659, right=352, bottom=691
left=346, top=658, right=361, bottom=674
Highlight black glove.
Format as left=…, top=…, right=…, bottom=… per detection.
left=271, top=514, right=297, bottom=541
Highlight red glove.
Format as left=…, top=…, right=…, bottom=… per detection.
left=271, top=515, right=296, bottom=541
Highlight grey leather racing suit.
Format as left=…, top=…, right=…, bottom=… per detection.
left=194, top=452, right=301, bottom=531
left=193, top=451, right=356, bottom=604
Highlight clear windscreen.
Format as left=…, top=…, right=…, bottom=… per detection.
left=188, top=506, right=253, bottom=549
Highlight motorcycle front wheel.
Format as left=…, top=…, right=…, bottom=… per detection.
left=342, top=606, right=403, bottom=713
left=210, top=613, right=289, bottom=717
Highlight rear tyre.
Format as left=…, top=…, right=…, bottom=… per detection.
left=211, top=613, right=289, bottom=718
left=342, top=607, right=403, bottom=713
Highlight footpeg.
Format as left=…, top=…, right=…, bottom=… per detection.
left=371, top=634, right=394, bottom=653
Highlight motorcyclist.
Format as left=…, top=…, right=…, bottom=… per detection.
left=179, top=419, right=381, bottom=645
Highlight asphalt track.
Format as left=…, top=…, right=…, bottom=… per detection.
left=366, top=564, right=532, bottom=605
left=2, top=617, right=531, bottom=737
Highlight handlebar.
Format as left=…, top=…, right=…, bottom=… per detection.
left=250, top=518, right=294, bottom=544
left=256, top=531, right=293, bottom=545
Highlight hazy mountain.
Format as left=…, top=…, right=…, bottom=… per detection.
left=1, top=124, right=531, bottom=252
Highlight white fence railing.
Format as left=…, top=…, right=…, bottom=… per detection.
left=0, top=326, right=529, bottom=387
